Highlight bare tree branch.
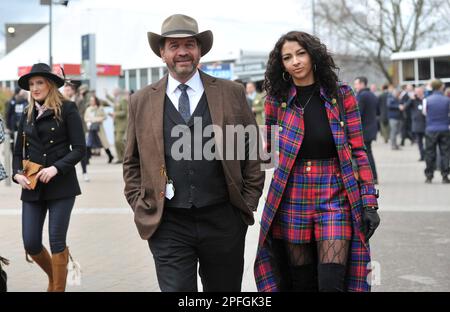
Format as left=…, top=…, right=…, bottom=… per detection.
left=314, top=0, right=450, bottom=83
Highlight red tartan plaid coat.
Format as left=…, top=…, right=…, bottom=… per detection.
left=254, top=83, right=379, bottom=292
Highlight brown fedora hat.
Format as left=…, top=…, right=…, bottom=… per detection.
left=147, top=14, right=213, bottom=57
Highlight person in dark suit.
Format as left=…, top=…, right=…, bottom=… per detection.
left=123, top=14, right=265, bottom=292
left=13, top=63, right=86, bottom=292
left=405, top=86, right=426, bottom=161
left=400, top=84, right=415, bottom=146
left=354, top=76, right=379, bottom=183
left=377, top=84, right=391, bottom=144
left=5, top=87, right=28, bottom=151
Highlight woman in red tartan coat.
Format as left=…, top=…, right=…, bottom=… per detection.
left=254, top=31, right=380, bottom=292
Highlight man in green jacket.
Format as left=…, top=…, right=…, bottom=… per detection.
left=246, top=81, right=265, bottom=125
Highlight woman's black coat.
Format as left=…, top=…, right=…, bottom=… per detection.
left=13, top=101, right=86, bottom=201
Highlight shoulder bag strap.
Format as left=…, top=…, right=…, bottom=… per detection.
left=22, top=132, right=26, bottom=160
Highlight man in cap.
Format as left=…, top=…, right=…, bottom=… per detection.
left=123, top=14, right=265, bottom=292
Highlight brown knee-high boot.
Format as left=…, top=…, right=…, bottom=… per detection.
left=28, top=247, right=54, bottom=292
left=51, top=247, right=69, bottom=292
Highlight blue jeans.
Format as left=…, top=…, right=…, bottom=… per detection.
left=22, top=197, right=75, bottom=255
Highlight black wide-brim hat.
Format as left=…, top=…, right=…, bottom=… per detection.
left=147, top=14, right=213, bottom=57
left=18, top=63, right=65, bottom=91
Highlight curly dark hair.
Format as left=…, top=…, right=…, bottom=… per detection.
left=264, top=31, right=340, bottom=101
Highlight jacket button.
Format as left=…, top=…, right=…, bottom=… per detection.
left=279, top=126, right=283, bottom=132
left=332, top=98, right=337, bottom=105
left=26, top=143, right=30, bottom=146
left=50, top=140, right=54, bottom=144
left=281, top=102, right=287, bottom=108
left=306, top=161, right=312, bottom=166
left=306, top=167, right=311, bottom=172
left=43, top=154, right=47, bottom=157
left=51, top=128, right=55, bottom=131
left=340, top=121, right=345, bottom=127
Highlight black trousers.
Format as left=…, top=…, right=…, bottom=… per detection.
left=148, top=202, right=248, bottom=292
left=425, top=131, right=450, bottom=178
left=414, top=132, right=425, bottom=160
left=364, top=140, right=378, bottom=181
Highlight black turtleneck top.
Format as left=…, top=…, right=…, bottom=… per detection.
left=295, top=83, right=338, bottom=159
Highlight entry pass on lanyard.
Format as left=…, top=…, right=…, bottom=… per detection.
left=160, top=165, right=175, bottom=200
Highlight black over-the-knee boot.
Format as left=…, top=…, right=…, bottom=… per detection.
left=318, top=263, right=346, bottom=292
left=105, top=148, right=114, bottom=163
left=290, top=264, right=318, bottom=292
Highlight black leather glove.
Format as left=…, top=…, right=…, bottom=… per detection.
left=362, top=207, right=380, bottom=242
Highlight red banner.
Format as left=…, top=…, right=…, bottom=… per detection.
left=96, top=64, right=121, bottom=76
left=18, top=63, right=121, bottom=77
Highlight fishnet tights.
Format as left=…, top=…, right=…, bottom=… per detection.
left=286, top=240, right=350, bottom=266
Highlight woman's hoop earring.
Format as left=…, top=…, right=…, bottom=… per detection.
left=282, top=72, right=291, bottom=82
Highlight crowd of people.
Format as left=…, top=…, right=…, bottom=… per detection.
left=356, top=79, right=450, bottom=184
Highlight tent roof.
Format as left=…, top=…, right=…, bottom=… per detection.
left=390, top=43, right=450, bottom=61
left=0, top=9, right=249, bottom=81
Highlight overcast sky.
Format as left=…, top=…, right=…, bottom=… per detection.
left=0, top=0, right=314, bottom=55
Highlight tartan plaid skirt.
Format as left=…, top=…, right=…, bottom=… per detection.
left=272, top=157, right=352, bottom=243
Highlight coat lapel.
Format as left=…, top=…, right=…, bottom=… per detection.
left=200, top=71, right=223, bottom=128
left=200, top=71, right=225, bottom=160
left=149, top=76, right=168, bottom=159
left=320, top=87, right=340, bottom=122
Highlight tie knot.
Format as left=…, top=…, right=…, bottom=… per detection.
left=178, top=84, right=189, bottom=92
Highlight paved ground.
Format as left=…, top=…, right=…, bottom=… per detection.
left=1, top=139, right=449, bottom=292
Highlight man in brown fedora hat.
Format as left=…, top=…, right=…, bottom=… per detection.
left=123, top=14, right=265, bottom=292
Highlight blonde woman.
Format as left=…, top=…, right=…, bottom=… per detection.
left=13, top=63, right=86, bottom=291
left=84, top=95, right=114, bottom=163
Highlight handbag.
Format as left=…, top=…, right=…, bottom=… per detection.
left=89, top=122, right=100, bottom=132
left=0, top=117, right=5, bottom=144
left=67, top=253, right=82, bottom=286
left=0, top=256, right=9, bottom=292
left=21, top=133, right=43, bottom=190
left=0, top=163, right=7, bottom=182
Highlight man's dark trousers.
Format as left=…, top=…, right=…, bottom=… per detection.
left=424, top=131, right=450, bottom=179
left=148, top=202, right=248, bottom=292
